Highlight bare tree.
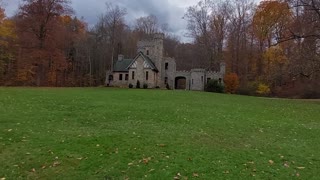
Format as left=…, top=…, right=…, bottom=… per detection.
left=135, top=14, right=160, bottom=35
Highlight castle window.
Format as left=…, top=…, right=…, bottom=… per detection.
left=119, top=74, right=123, bottom=81
left=132, top=71, right=135, bottom=80
left=201, top=76, right=204, bottom=82
left=146, top=71, right=149, bottom=81
left=219, top=78, right=222, bottom=84
left=207, top=78, right=211, bottom=83
left=125, top=74, right=129, bottom=81
left=165, top=77, right=168, bottom=84
left=165, top=63, right=168, bottom=70
left=147, top=50, right=149, bottom=55
left=192, top=79, right=194, bottom=84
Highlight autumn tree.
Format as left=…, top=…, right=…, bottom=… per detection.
left=226, top=0, right=256, bottom=79
left=253, top=0, right=292, bottom=76
left=0, top=6, right=17, bottom=84
left=16, top=0, right=73, bottom=86
left=263, top=45, right=288, bottom=86
left=224, top=73, right=239, bottom=94
left=90, top=3, right=126, bottom=84
left=184, top=0, right=213, bottom=69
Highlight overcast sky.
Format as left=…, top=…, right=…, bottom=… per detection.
left=2, top=0, right=260, bottom=42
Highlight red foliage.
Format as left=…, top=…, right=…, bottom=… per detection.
left=224, top=73, right=239, bottom=94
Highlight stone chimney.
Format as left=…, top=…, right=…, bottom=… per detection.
left=118, top=54, right=124, bottom=61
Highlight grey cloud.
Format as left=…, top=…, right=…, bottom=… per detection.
left=3, top=0, right=196, bottom=42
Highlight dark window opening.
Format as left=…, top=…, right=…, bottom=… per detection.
left=147, top=50, right=149, bottom=55
left=119, top=74, right=123, bottom=81
left=219, top=78, right=222, bottom=83
left=125, top=74, right=129, bottom=81
left=192, top=79, right=194, bottom=84
left=201, top=76, right=204, bottom=82
left=165, top=77, right=168, bottom=84
left=165, top=63, right=168, bottom=70
left=207, top=78, right=211, bottom=83
left=146, top=71, right=149, bottom=80
left=132, top=71, right=135, bottom=80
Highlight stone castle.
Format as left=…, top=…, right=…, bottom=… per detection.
left=106, top=33, right=225, bottom=90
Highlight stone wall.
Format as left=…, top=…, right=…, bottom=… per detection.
left=190, top=69, right=206, bottom=91
left=128, top=56, right=157, bottom=88
left=163, top=57, right=176, bottom=89
left=112, top=72, right=129, bottom=87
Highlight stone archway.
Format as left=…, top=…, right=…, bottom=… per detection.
left=175, top=76, right=187, bottom=89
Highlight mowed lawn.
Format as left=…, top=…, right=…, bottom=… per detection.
left=0, top=88, right=319, bottom=179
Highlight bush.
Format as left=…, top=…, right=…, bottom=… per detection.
left=128, top=83, right=133, bottom=88
left=224, top=73, right=239, bottom=94
left=256, top=83, right=271, bottom=96
left=237, top=82, right=259, bottom=96
left=205, top=79, right=224, bottom=93
left=143, top=83, right=148, bottom=89
left=136, top=80, right=140, bottom=88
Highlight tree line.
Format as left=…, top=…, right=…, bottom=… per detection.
left=0, top=0, right=319, bottom=98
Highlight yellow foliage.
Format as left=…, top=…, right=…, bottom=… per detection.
left=263, top=46, right=288, bottom=65
left=0, top=9, right=16, bottom=47
left=0, top=7, right=5, bottom=22
left=256, top=83, right=271, bottom=95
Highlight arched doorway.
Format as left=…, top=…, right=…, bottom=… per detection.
left=175, top=76, right=187, bottom=89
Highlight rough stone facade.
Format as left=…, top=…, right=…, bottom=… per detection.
left=106, top=33, right=226, bottom=91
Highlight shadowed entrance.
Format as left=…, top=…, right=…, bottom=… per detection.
left=175, top=76, right=186, bottom=89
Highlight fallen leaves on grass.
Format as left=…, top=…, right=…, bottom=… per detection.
left=193, top=173, right=199, bottom=177
left=284, top=162, right=290, bottom=168
left=268, top=160, right=274, bottom=165
left=174, top=173, right=182, bottom=180
left=1, top=177, right=6, bottom=180
left=158, top=144, right=166, bottom=147
left=31, top=168, right=36, bottom=172
left=297, top=167, right=305, bottom=170
left=142, top=157, right=151, bottom=164
left=52, top=161, right=60, bottom=167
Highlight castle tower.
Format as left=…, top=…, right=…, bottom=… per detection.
left=137, top=33, right=165, bottom=87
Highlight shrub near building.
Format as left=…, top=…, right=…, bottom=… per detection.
left=224, top=73, right=239, bottom=94
left=205, top=79, right=224, bottom=93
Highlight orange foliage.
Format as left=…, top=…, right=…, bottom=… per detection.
left=253, top=0, right=292, bottom=44
left=224, top=73, right=239, bottom=94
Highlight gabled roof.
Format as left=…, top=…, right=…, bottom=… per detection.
left=126, top=52, right=158, bottom=72
left=113, top=59, right=133, bottom=72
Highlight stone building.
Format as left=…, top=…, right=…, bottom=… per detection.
left=106, top=33, right=225, bottom=90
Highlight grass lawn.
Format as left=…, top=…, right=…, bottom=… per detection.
left=0, top=88, right=319, bottom=179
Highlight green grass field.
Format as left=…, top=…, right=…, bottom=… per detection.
left=0, top=88, right=319, bottom=179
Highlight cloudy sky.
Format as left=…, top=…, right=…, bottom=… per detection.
left=2, top=0, right=260, bottom=42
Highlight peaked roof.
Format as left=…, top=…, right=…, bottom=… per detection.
left=126, top=52, right=158, bottom=72
left=113, top=59, right=133, bottom=72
